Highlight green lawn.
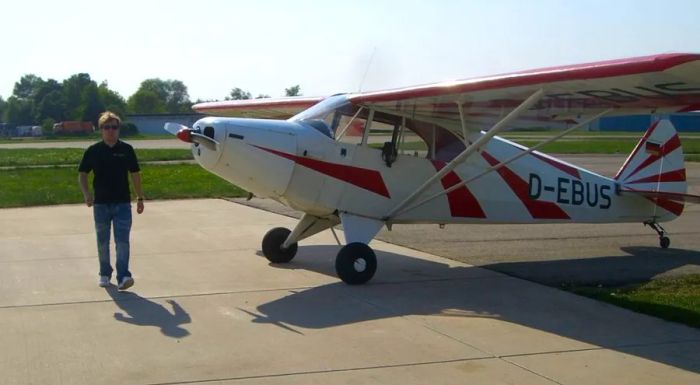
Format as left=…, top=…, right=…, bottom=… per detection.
left=0, top=133, right=174, bottom=143
left=514, top=138, right=700, bottom=155
left=0, top=148, right=193, bottom=167
left=0, top=164, right=246, bottom=208
left=569, top=275, right=700, bottom=328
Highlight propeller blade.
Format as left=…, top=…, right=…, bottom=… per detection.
left=164, top=122, right=188, bottom=135
left=191, top=132, right=220, bottom=151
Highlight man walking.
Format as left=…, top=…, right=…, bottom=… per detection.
left=79, top=111, right=144, bottom=290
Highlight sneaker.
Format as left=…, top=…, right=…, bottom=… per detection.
left=118, top=276, right=134, bottom=291
left=99, top=276, right=111, bottom=287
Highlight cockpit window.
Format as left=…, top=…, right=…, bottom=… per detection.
left=292, top=94, right=462, bottom=161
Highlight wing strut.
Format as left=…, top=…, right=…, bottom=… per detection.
left=383, top=89, right=545, bottom=221
left=456, top=101, right=471, bottom=145
left=393, top=109, right=612, bottom=218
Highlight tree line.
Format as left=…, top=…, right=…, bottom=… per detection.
left=0, top=73, right=301, bottom=131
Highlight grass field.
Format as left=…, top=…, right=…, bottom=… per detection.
left=0, top=164, right=247, bottom=208
left=569, top=275, right=700, bottom=328
left=0, top=133, right=173, bottom=143
left=0, top=148, right=193, bottom=167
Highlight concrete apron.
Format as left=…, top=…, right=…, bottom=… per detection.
left=0, top=199, right=698, bottom=385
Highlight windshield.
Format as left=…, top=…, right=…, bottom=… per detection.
left=289, top=94, right=350, bottom=123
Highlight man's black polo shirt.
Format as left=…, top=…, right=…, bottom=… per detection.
left=78, top=140, right=140, bottom=204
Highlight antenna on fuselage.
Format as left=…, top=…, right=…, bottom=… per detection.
left=358, top=46, right=377, bottom=92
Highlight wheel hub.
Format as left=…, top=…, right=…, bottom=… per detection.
left=353, top=258, right=367, bottom=272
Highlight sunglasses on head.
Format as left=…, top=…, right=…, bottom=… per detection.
left=102, top=124, right=120, bottom=130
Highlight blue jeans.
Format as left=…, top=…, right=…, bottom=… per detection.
left=93, top=203, right=132, bottom=282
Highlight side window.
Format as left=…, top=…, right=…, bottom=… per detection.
left=335, top=114, right=367, bottom=145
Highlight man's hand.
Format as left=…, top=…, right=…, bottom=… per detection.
left=84, top=193, right=94, bottom=207
left=137, top=199, right=144, bottom=214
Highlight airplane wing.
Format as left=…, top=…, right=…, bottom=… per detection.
left=192, top=96, right=325, bottom=119
left=348, top=53, right=700, bottom=131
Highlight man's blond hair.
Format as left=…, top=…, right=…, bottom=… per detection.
left=98, top=111, right=122, bottom=128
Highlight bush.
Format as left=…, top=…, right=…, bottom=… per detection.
left=121, top=122, right=139, bottom=136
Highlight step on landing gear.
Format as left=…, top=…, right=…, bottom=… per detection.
left=644, top=221, right=670, bottom=249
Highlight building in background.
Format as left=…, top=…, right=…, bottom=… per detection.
left=126, top=113, right=205, bottom=135
left=592, top=113, right=700, bottom=132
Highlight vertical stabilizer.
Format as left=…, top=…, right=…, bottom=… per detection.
left=615, top=119, right=687, bottom=216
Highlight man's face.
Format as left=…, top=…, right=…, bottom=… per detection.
left=101, top=119, right=120, bottom=142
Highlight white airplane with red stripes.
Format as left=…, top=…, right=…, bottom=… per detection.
left=166, top=53, right=700, bottom=284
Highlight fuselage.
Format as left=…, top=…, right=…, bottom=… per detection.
left=185, top=97, right=675, bottom=225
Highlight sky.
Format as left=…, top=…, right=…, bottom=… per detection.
left=2, top=0, right=700, bottom=102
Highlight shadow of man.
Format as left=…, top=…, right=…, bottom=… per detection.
left=105, top=286, right=191, bottom=338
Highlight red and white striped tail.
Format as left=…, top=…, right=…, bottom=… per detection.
left=615, top=119, right=688, bottom=216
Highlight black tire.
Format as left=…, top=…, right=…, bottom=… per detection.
left=262, top=227, right=297, bottom=263
left=335, top=243, right=377, bottom=285
left=660, top=236, right=670, bottom=249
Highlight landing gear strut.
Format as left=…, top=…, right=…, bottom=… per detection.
left=644, top=221, right=670, bottom=249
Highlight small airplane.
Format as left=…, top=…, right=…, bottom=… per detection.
left=165, top=53, right=700, bottom=284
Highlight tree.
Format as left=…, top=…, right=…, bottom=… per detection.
left=255, top=94, right=271, bottom=99
left=4, top=96, right=34, bottom=125
left=98, top=81, right=127, bottom=118
left=62, top=73, right=94, bottom=120
left=127, top=89, right=166, bottom=114
left=285, top=85, right=301, bottom=97
left=129, top=78, right=191, bottom=114
left=80, top=83, right=105, bottom=125
left=0, top=96, right=6, bottom=121
left=226, top=87, right=251, bottom=100
left=13, top=74, right=45, bottom=100
left=34, top=90, right=66, bottom=123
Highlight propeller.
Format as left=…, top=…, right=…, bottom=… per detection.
left=164, top=122, right=220, bottom=151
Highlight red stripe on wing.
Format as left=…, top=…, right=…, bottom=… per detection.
left=481, top=152, right=570, bottom=220
left=253, top=145, right=391, bottom=198
left=432, top=161, right=486, bottom=218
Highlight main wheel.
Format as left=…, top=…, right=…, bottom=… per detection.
left=262, top=227, right=297, bottom=263
left=660, top=236, right=670, bottom=249
left=335, top=243, right=377, bottom=285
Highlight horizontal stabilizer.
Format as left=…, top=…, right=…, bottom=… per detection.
left=620, top=189, right=700, bottom=204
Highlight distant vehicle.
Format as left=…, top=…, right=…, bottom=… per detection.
left=16, top=125, right=42, bottom=137
left=166, top=53, right=700, bottom=285
left=53, top=121, right=93, bottom=135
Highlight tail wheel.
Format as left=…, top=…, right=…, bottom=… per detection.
left=335, top=243, right=377, bottom=285
left=262, top=227, right=297, bottom=263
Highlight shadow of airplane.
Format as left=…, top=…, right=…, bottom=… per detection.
left=106, top=286, right=191, bottom=338
left=252, top=244, right=700, bottom=373
left=483, top=246, right=700, bottom=286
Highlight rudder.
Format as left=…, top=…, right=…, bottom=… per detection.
left=615, top=119, right=687, bottom=216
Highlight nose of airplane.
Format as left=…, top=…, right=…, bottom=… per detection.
left=164, top=122, right=219, bottom=151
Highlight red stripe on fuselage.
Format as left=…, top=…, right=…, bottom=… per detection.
left=531, top=152, right=581, bottom=179
left=252, top=145, right=391, bottom=198
left=431, top=161, right=486, bottom=218
left=481, top=151, right=570, bottom=220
